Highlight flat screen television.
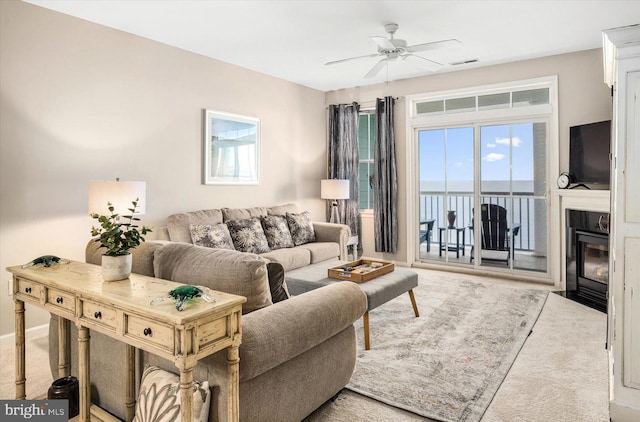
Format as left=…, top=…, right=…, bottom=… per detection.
left=569, top=120, right=611, bottom=186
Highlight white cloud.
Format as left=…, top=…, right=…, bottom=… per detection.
left=454, top=162, right=462, bottom=167
left=486, top=143, right=496, bottom=148
left=483, top=153, right=505, bottom=162
left=495, top=137, right=522, bottom=147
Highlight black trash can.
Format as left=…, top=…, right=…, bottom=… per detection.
left=48, top=376, right=79, bottom=418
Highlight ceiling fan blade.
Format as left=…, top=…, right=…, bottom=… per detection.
left=364, top=58, right=388, bottom=79
left=371, top=36, right=395, bottom=50
left=325, top=53, right=380, bottom=66
left=407, top=39, right=461, bottom=53
left=404, top=53, right=443, bottom=67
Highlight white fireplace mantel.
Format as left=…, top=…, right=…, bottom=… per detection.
left=559, top=189, right=611, bottom=213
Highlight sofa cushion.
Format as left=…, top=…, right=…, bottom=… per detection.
left=286, top=211, right=315, bottom=246
left=226, top=218, right=271, bottom=254
left=153, top=243, right=272, bottom=314
left=133, top=366, right=210, bottom=422
left=189, top=223, right=235, bottom=250
left=221, top=207, right=267, bottom=222
left=260, top=215, right=294, bottom=250
left=260, top=247, right=311, bottom=272
left=167, top=209, right=223, bottom=243
left=296, top=242, right=340, bottom=264
left=267, top=203, right=298, bottom=216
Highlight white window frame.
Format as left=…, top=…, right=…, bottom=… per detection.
left=358, top=109, right=376, bottom=213
left=405, top=75, right=559, bottom=283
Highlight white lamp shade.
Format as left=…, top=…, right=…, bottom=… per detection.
left=88, top=181, right=146, bottom=215
left=321, top=179, right=350, bottom=200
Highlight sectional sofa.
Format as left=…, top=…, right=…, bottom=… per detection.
left=48, top=204, right=365, bottom=421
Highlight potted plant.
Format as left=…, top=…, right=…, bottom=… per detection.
left=90, top=199, right=152, bottom=281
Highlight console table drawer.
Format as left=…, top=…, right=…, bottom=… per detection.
left=199, top=317, right=230, bottom=349
left=81, top=300, right=118, bottom=331
left=15, top=278, right=41, bottom=302
left=125, top=315, right=174, bottom=353
left=46, top=288, right=75, bottom=315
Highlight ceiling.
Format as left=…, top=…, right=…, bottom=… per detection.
left=24, top=0, right=640, bottom=92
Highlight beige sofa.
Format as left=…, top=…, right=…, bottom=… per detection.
left=158, top=203, right=351, bottom=271
left=49, top=238, right=367, bottom=422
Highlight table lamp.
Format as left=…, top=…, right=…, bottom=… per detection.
left=321, top=179, right=350, bottom=224
left=89, top=179, right=146, bottom=216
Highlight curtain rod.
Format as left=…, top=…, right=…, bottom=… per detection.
left=326, top=96, right=403, bottom=109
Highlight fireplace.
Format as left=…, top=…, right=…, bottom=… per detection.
left=565, top=210, right=609, bottom=313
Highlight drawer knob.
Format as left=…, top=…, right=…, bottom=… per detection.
left=25, top=287, right=32, bottom=294
left=56, top=297, right=63, bottom=304
left=94, top=311, right=102, bottom=319
left=143, top=328, right=152, bottom=336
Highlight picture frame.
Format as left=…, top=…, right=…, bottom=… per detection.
left=203, top=109, right=260, bottom=185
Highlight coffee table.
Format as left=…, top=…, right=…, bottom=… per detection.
left=286, top=260, right=419, bottom=350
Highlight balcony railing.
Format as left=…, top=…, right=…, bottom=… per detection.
left=419, top=192, right=537, bottom=252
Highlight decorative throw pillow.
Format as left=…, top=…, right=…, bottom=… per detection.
left=260, top=215, right=294, bottom=250
left=133, top=366, right=210, bottom=422
left=286, top=211, right=316, bottom=246
left=189, top=223, right=235, bottom=250
left=267, top=262, right=290, bottom=303
left=226, top=218, right=271, bottom=254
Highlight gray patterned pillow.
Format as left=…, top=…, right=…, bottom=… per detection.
left=226, top=218, right=271, bottom=254
left=260, top=215, right=294, bottom=250
left=286, top=211, right=315, bottom=246
left=189, top=223, right=235, bottom=250
left=133, top=366, right=210, bottom=422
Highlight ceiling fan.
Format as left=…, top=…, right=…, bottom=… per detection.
left=326, top=23, right=461, bottom=78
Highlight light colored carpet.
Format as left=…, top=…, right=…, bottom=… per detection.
left=306, top=274, right=609, bottom=422
left=1, top=334, right=52, bottom=400
left=481, top=293, right=609, bottom=422
left=344, top=276, right=548, bottom=422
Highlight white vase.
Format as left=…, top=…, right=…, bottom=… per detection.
left=101, top=254, right=132, bottom=281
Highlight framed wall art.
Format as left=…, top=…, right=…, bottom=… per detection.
left=203, top=110, right=260, bottom=185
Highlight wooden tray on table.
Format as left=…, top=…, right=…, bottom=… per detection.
left=328, top=259, right=395, bottom=283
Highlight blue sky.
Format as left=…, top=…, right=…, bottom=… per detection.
left=419, top=123, right=535, bottom=184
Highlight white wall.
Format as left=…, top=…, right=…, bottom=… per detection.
left=326, top=49, right=613, bottom=269
left=0, top=1, right=326, bottom=335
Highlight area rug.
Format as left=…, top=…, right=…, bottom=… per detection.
left=346, top=276, right=548, bottom=422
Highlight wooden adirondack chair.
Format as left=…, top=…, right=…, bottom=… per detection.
left=419, top=219, right=435, bottom=252
left=469, top=204, right=520, bottom=265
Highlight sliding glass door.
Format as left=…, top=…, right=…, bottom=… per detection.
left=417, top=121, right=548, bottom=274
left=478, top=122, right=547, bottom=272
left=418, top=127, right=474, bottom=264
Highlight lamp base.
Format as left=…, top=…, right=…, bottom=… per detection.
left=329, top=202, right=340, bottom=224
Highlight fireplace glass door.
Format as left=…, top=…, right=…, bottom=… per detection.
left=576, top=230, right=609, bottom=306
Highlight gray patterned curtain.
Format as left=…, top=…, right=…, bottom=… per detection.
left=328, top=103, right=360, bottom=243
left=374, top=96, right=397, bottom=253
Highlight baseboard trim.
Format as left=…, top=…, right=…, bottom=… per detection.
left=610, top=400, right=640, bottom=421
left=0, top=323, right=48, bottom=347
